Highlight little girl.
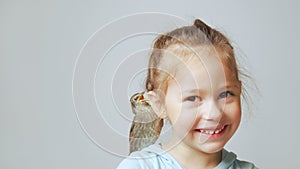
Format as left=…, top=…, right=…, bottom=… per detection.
left=117, top=19, right=258, bottom=169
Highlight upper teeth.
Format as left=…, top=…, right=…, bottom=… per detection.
left=200, top=126, right=225, bottom=135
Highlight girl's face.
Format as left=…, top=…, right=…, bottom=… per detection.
left=163, top=49, right=241, bottom=154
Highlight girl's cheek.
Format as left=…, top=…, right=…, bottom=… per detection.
left=173, top=109, right=198, bottom=132
left=225, top=102, right=242, bottom=120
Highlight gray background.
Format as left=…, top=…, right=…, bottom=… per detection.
left=1, top=0, right=300, bottom=168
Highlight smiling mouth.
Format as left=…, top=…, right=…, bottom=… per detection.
left=195, top=125, right=227, bottom=135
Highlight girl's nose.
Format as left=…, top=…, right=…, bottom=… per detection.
left=201, top=100, right=223, bottom=121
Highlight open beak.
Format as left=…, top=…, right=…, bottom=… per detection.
left=137, top=92, right=149, bottom=102
left=137, top=95, right=144, bottom=101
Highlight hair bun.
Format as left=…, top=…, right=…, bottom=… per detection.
left=193, top=19, right=210, bottom=35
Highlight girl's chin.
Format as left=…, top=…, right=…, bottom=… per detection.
left=184, top=142, right=225, bottom=155
left=188, top=135, right=229, bottom=154
left=199, top=144, right=224, bottom=154
left=163, top=136, right=226, bottom=155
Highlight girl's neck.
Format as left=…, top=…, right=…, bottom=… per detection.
left=162, top=139, right=222, bottom=169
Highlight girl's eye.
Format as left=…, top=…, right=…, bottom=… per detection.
left=185, top=96, right=200, bottom=102
left=218, top=91, right=234, bottom=99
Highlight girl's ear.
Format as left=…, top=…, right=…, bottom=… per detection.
left=147, top=91, right=167, bottom=119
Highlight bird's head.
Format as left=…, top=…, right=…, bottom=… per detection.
left=130, top=91, right=150, bottom=107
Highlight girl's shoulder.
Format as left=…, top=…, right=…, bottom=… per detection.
left=117, top=146, right=258, bottom=169
left=116, top=144, right=184, bottom=169
left=216, top=149, right=258, bottom=169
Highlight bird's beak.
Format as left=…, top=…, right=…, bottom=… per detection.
left=137, top=91, right=149, bottom=102
left=137, top=95, right=144, bottom=101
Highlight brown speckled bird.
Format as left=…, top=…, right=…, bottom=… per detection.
left=129, top=92, right=164, bottom=154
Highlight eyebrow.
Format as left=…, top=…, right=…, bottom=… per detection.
left=182, top=84, right=240, bottom=94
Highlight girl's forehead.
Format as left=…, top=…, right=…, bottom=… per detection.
left=160, top=45, right=217, bottom=73
left=160, top=44, right=238, bottom=88
left=169, top=53, right=237, bottom=89
left=174, top=48, right=226, bottom=75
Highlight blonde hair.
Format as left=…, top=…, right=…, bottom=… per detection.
left=146, top=19, right=239, bottom=94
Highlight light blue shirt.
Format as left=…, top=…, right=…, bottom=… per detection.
left=117, top=144, right=258, bottom=169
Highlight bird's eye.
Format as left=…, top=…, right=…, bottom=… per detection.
left=134, top=96, right=140, bottom=101
left=218, top=91, right=234, bottom=99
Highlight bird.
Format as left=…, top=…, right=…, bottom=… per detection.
left=129, top=91, right=164, bottom=154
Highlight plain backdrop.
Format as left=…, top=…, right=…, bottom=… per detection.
left=1, top=0, right=300, bottom=169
